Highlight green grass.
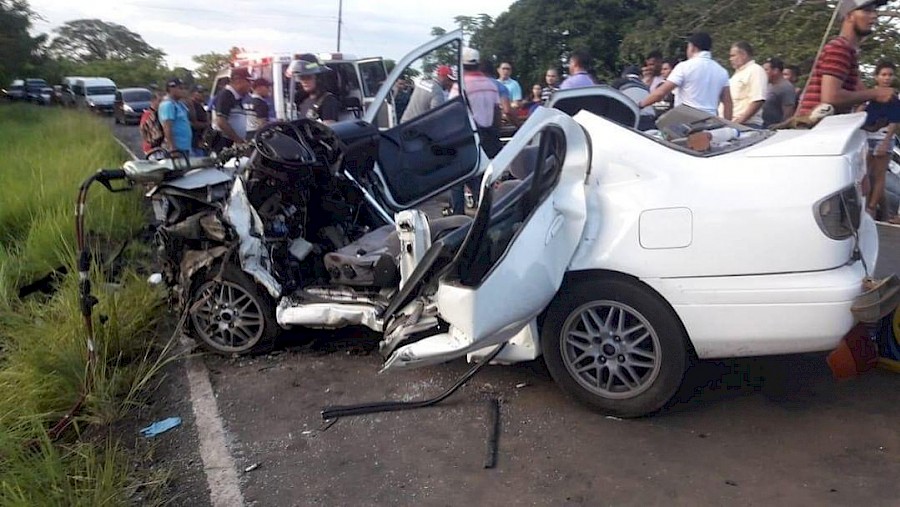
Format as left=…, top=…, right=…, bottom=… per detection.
left=0, top=104, right=173, bottom=505
left=0, top=104, right=145, bottom=290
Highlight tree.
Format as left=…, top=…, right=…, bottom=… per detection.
left=469, top=0, right=655, bottom=86
left=0, top=0, right=44, bottom=84
left=47, top=19, right=164, bottom=63
left=620, top=0, right=900, bottom=78
left=192, top=47, right=240, bottom=87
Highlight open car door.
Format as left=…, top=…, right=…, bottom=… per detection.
left=381, top=108, right=591, bottom=370
left=362, top=30, right=484, bottom=212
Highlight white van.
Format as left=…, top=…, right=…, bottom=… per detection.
left=73, top=77, right=117, bottom=114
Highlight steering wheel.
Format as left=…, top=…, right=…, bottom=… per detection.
left=253, top=120, right=343, bottom=172
left=252, top=121, right=320, bottom=166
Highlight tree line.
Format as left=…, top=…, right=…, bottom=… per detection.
left=3, top=0, right=899, bottom=93
left=1, top=0, right=235, bottom=89
left=442, top=0, right=900, bottom=89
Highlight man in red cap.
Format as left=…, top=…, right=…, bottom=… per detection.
left=796, top=0, right=895, bottom=116
left=399, top=64, right=455, bottom=123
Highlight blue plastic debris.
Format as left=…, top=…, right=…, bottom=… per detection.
left=140, top=417, right=182, bottom=437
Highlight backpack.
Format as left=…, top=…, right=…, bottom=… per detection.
left=140, top=108, right=164, bottom=150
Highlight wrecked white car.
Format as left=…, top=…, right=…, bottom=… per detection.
left=130, top=31, right=877, bottom=416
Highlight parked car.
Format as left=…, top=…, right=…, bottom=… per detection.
left=35, top=87, right=54, bottom=106
left=114, top=88, right=153, bottom=125
left=4, top=79, right=26, bottom=100
left=72, top=77, right=117, bottom=113
left=24, top=78, right=48, bottom=102
left=59, top=76, right=86, bottom=107
left=125, top=30, right=878, bottom=417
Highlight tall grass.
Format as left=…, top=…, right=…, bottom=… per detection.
left=0, top=104, right=172, bottom=505
left=0, top=104, right=145, bottom=289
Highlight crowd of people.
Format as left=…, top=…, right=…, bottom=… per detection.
left=459, top=0, right=898, bottom=219
left=138, top=61, right=337, bottom=159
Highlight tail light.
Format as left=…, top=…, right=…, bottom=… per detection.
left=814, top=185, right=861, bottom=240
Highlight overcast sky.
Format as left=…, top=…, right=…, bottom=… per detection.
left=28, top=0, right=514, bottom=68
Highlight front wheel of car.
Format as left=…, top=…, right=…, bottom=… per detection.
left=186, top=263, right=279, bottom=355
left=541, top=277, right=688, bottom=418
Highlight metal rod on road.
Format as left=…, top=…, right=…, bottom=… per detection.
left=483, top=398, right=500, bottom=469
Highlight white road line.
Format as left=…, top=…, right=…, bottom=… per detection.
left=115, top=133, right=244, bottom=506
left=112, top=136, right=139, bottom=161
left=182, top=337, right=246, bottom=507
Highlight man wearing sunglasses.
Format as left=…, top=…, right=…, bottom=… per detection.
left=796, top=0, right=896, bottom=116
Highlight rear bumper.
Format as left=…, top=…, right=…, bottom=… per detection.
left=646, top=261, right=870, bottom=358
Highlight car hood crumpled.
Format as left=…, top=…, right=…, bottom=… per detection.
left=745, top=112, right=867, bottom=158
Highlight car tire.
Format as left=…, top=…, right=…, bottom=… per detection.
left=541, top=276, right=688, bottom=418
left=186, top=262, right=279, bottom=355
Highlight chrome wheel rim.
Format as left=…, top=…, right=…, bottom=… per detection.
left=560, top=300, right=662, bottom=399
left=191, top=280, right=265, bottom=352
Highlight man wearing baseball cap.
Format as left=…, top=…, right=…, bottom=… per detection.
left=158, top=77, right=192, bottom=155
left=212, top=68, right=252, bottom=149
left=246, top=77, right=272, bottom=140
left=400, top=64, right=455, bottom=123
left=796, top=0, right=895, bottom=116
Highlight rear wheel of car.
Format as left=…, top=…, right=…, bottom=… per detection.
left=541, top=277, right=687, bottom=418
left=187, top=263, right=278, bottom=355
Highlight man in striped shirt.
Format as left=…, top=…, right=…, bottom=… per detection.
left=796, top=0, right=895, bottom=116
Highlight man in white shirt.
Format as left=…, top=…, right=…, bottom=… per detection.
left=727, top=41, right=768, bottom=127
left=640, top=32, right=732, bottom=119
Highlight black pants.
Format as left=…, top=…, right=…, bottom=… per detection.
left=449, top=127, right=503, bottom=214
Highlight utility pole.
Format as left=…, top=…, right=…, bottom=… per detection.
left=337, top=0, right=343, bottom=51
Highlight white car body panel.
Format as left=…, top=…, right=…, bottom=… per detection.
left=745, top=113, right=866, bottom=157
left=569, top=112, right=869, bottom=278
left=383, top=108, right=591, bottom=370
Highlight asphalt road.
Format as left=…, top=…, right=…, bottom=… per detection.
left=109, top=119, right=900, bottom=506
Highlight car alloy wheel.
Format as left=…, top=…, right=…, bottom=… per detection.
left=541, top=277, right=687, bottom=417
left=559, top=301, right=662, bottom=399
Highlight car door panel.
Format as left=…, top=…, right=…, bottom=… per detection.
left=361, top=29, right=483, bottom=211
left=382, top=108, right=591, bottom=370
left=376, top=97, right=479, bottom=208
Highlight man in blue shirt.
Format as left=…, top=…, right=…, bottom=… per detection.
left=497, top=62, right=522, bottom=107
left=158, top=78, right=193, bottom=155
left=560, top=50, right=596, bottom=90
